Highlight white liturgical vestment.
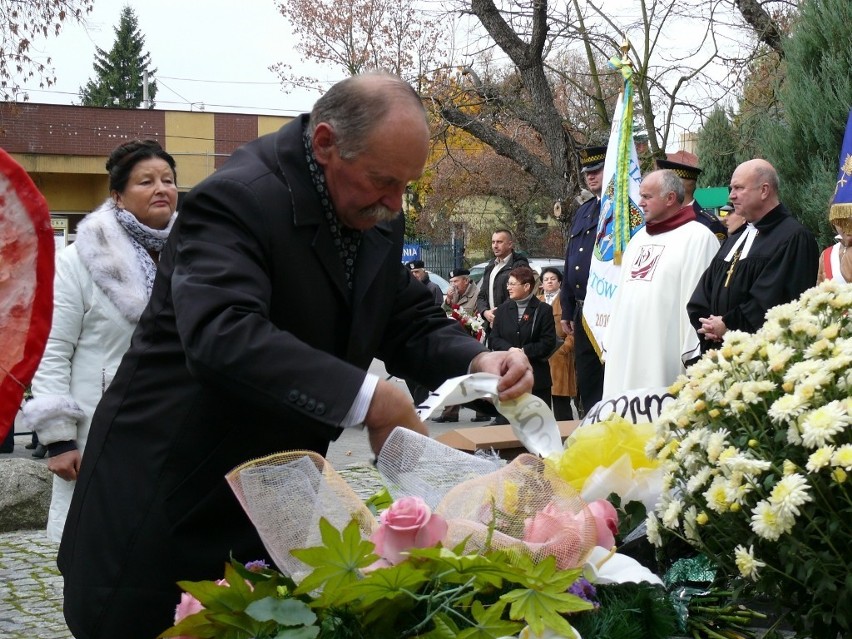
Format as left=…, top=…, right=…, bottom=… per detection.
left=603, top=219, right=719, bottom=398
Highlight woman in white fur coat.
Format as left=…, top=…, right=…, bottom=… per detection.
left=23, top=140, right=178, bottom=541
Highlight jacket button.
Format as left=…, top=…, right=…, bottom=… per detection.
left=575, top=284, right=580, bottom=289
left=574, top=266, right=579, bottom=270
left=579, top=247, right=583, bottom=252
left=315, top=403, right=326, bottom=415
left=306, top=399, right=316, bottom=411
left=288, top=390, right=299, bottom=402
left=297, top=394, right=308, bottom=406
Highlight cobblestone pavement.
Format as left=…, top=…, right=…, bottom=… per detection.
left=0, top=401, right=466, bottom=638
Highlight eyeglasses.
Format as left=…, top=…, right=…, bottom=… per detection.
left=506, top=281, right=525, bottom=287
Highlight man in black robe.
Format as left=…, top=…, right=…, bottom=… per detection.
left=688, top=159, right=819, bottom=352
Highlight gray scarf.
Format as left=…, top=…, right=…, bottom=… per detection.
left=113, top=204, right=176, bottom=295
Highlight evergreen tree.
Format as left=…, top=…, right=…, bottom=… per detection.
left=696, top=107, right=739, bottom=188
left=759, top=0, right=852, bottom=245
left=79, top=6, right=157, bottom=108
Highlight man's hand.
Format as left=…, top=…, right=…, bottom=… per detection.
left=483, top=308, right=496, bottom=323
left=698, top=315, right=727, bottom=342
left=364, top=378, right=428, bottom=455
left=47, top=449, right=81, bottom=482
left=561, top=319, right=573, bottom=336
left=470, top=350, right=534, bottom=401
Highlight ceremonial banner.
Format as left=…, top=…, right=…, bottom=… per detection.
left=582, top=53, right=644, bottom=359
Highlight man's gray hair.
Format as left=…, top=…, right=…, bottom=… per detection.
left=655, top=169, right=685, bottom=203
left=310, top=73, right=425, bottom=159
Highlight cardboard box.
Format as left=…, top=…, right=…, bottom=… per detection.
left=435, top=420, right=580, bottom=458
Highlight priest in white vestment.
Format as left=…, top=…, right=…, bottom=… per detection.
left=603, top=169, right=719, bottom=398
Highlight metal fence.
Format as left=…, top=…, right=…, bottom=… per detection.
left=416, top=242, right=463, bottom=278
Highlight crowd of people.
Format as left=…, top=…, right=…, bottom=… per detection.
left=11, top=71, right=847, bottom=639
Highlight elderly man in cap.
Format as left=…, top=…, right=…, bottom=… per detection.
left=407, top=259, right=443, bottom=305
left=433, top=267, right=491, bottom=423
left=656, top=157, right=727, bottom=242
left=560, top=145, right=606, bottom=414
left=443, top=267, right=479, bottom=314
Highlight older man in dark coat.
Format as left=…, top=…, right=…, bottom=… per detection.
left=58, top=73, right=534, bottom=639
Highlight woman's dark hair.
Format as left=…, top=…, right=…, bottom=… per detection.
left=106, top=139, right=177, bottom=194
left=539, top=266, right=563, bottom=283
left=508, top=265, right=536, bottom=289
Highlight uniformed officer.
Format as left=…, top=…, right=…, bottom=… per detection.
left=560, top=145, right=606, bottom=414
left=656, top=158, right=727, bottom=242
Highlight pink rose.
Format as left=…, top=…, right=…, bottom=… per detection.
left=523, top=502, right=585, bottom=569
left=587, top=499, right=618, bottom=549
left=371, top=496, right=448, bottom=565
left=173, top=592, right=205, bottom=638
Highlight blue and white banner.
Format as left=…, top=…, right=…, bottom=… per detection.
left=582, top=55, right=644, bottom=360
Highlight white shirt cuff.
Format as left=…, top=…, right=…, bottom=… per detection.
left=340, top=372, right=379, bottom=428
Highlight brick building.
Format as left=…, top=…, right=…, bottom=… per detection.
left=0, top=102, right=292, bottom=240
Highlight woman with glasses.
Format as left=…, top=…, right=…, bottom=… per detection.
left=488, top=266, right=557, bottom=424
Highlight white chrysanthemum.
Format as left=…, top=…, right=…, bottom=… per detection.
left=788, top=317, right=820, bottom=338
left=679, top=427, right=709, bottom=456
left=719, top=453, right=771, bottom=476
left=646, top=512, right=662, bottom=546
left=768, top=393, right=809, bottom=424
left=706, top=430, right=729, bottom=463
left=831, top=444, right=852, bottom=471
left=805, top=338, right=833, bottom=359
left=662, top=498, right=683, bottom=528
left=740, top=380, right=776, bottom=404
left=765, top=300, right=797, bottom=325
left=806, top=446, right=835, bottom=472
left=800, top=401, right=849, bottom=448
left=734, top=544, right=766, bottom=581
left=784, top=360, right=824, bottom=384
left=769, top=473, right=812, bottom=518
left=686, top=466, right=713, bottom=494
left=750, top=499, right=795, bottom=541
left=683, top=506, right=700, bottom=543
left=704, top=476, right=731, bottom=514
left=787, top=422, right=803, bottom=445
left=765, top=343, right=796, bottom=373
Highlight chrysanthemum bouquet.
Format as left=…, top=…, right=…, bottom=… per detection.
left=448, top=305, right=485, bottom=342
left=648, top=281, right=852, bottom=638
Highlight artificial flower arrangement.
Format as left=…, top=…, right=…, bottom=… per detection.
left=160, top=428, right=670, bottom=639
left=448, top=304, right=485, bottom=342
left=647, top=280, right=852, bottom=638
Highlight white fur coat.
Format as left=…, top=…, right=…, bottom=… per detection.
left=23, top=200, right=154, bottom=540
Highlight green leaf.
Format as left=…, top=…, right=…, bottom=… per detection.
left=364, top=487, right=393, bottom=515
left=501, top=586, right=593, bottom=637
left=332, top=561, right=430, bottom=608
left=245, top=597, right=317, bottom=626
left=271, top=626, right=320, bottom=639
left=457, top=599, right=523, bottom=639
left=419, top=612, right=462, bottom=639
left=407, top=546, right=508, bottom=588
left=291, top=518, right=377, bottom=604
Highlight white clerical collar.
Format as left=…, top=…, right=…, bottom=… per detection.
left=724, top=223, right=759, bottom=262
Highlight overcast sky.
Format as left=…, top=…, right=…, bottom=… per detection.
left=19, top=0, right=325, bottom=115
left=16, top=0, right=742, bottom=149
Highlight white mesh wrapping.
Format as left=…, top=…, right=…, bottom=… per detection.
left=376, top=427, right=504, bottom=508
left=226, top=452, right=376, bottom=581
left=227, top=429, right=597, bottom=582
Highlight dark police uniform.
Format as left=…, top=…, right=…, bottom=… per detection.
left=560, top=193, right=605, bottom=413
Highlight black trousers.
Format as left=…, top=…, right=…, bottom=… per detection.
left=573, top=304, right=604, bottom=415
